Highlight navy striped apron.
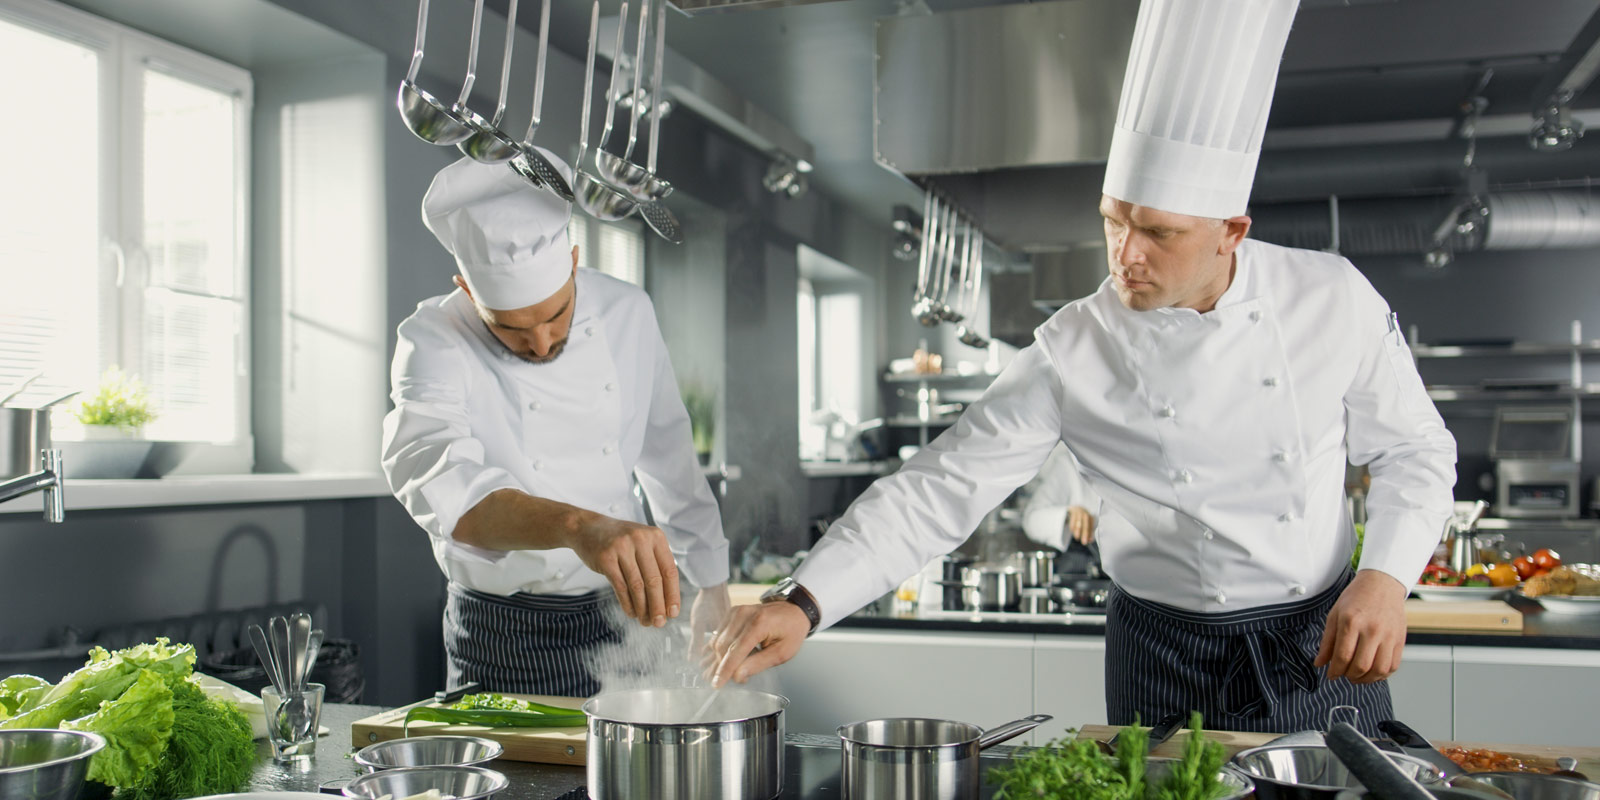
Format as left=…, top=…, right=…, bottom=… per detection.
left=1104, top=569, right=1392, bottom=736
left=443, top=582, right=621, bottom=697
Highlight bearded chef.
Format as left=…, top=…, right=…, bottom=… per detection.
left=708, top=0, right=1456, bottom=734
left=382, top=154, right=731, bottom=697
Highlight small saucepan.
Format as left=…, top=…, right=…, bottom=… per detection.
left=838, top=713, right=1051, bottom=800
left=1049, top=577, right=1112, bottom=609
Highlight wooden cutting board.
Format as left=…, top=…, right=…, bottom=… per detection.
left=1075, top=726, right=1600, bottom=776
left=1403, top=599, right=1522, bottom=631
left=350, top=694, right=588, bottom=766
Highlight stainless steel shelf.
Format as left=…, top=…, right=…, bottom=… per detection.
left=887, top=415, right=960, bottom=427
left=1425, top=385, right=1600, bottom=402
left=1412, top=342, right=1600, bottom=358
left=800, top=460, right=900, bottom=478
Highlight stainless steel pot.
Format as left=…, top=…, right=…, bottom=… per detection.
left=0, top=408, right=50, bottom=478
left=1049, top=577, right=1112, bottom=609
left=1468, top=772, right=1600, bottom=800
left=1009, top=550, right=1057, bottom=588
left=837, top=713, right=1051, bottom=800
left=584, top=687, right=786, bottom=800
left=1018, top=588, right=1051, bottom=614
left=966, top=563, right=1020, bottom=611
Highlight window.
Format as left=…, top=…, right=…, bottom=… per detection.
left=0, top=0, right=251, bottom=451
left=570, top=214, right=645, bottom=287
left=797, top=246, right=869, bottom=461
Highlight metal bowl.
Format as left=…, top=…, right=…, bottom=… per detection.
left=353, top=735, right=503, bottom=772
left=1232, top=744, right=1445, bottom=800
left=0, top=729, right=107, bottom=800
left=343, top=765, right=508, bottom=800
left=1144, top=756, right=1257, bottom=800
left=1468, top=772, right=1600, bottom=800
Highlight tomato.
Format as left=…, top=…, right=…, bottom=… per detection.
left=1532, top=568, right=1551, bottom=579
left=1513, top=556, right=1539, bottom=580
left=1487, top=563, right=1520, bottom=588
left=1533, top=548, right=1562, bottom=570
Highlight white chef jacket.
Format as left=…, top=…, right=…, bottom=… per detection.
left=796, top=239, right=1456, bottom=629
left=1021, top=444, right=1103, bottom=550
left=381, top=268, right=730, bottom=597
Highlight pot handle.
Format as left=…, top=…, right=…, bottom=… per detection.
left=977, top=714, right=1053, bottom=750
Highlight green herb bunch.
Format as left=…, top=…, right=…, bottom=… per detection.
left=682, top=382, right=716, bottom=455
left=76, top=367, right=157, bottom=431
left=993, top=712, right=1230, bottom=800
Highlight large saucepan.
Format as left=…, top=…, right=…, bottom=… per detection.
left=583, top=687, right=787, bottom=800
left=837, top=713, right=1051, bottom=800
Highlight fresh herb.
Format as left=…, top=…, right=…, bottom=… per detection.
left=404, top=695, right=585, bottom=734
left=75, top=367, right=157, bottom=431
left=993, top=712, right=1230, bottom=800
left=119, top=677, right=254, bottom=800
left=451, top=693, right=579, bottom=715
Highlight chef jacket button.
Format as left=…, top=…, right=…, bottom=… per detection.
left=531, top=460, right=542, bottom=470
left=1274, top=451, right=1290, bottom=463
left=602, top=444, right=616, bottom=455
left=1214, top=591, right=1227, bottom=604
left=1202, top=528, right=1214, bottom=541
left=604, top=382, right=616, bottom=392
left=1250, top=310, right=1263, bottom=322
left=1292, top=585, right=1307, bottom=596
left=1177, top=469, right=1193, bottom=484
left=607, top=503, right=620, bottom=513
left=1279, top=512, right=1296, bottom=523
left=586, top=326, right=596, bottom=337
left=529, top=401, right=542, bottom=411
left=1262, top=376, right=1279, bottom=387
left=1158, top=405, right=1176, bottom=419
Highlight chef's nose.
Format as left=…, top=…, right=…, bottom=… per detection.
left=1113, top=230, right=1144, bottom=267
left=529, top=327, right=556, bottom=357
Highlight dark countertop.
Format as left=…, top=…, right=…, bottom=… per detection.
left=251, top=704, right=1017, bottom=800
left=833, top=593, right=1600, bottom=650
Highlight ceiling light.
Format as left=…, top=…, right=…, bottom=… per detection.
left=1531, top=93, right=1585, bottom=152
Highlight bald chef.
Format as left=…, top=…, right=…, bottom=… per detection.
left=382, top=154, right=731, bottom=697
left=709, top=0, right=1456, bottom=734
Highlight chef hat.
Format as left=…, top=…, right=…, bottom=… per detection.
left=1102, top=0, right=1301, bottom=219
left=421, top=150, right=576, bottom=310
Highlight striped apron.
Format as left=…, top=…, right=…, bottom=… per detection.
left=1104, top=569, right=1392, bottom=736
left=443, top=582, right=621, bottom=697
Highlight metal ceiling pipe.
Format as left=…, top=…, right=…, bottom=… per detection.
left=1249, top=190, right=1600, bottom=255
left=1253, top=138, right=1600, bottom=203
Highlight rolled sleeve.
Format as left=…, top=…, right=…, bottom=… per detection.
left=794, top=344, right=1066, bottom=629
left=1342, top=270, right=1457, bottom=587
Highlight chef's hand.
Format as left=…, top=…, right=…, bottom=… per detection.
left=690, top=582, right=732, bottom=653
left=1315, top=569, right=1409, bottom=684
left=1066, top=505, right=1097, bottom=545
left=704, top=601, right=809, bottom=687
left=570, top=517, right=681, bottom=627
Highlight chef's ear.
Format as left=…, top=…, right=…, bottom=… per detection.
left=452, top=274, right=473, bottom=300
left=1217, top=215, right=1252, bottom=257
left=571, top=245, right=580, bottom=271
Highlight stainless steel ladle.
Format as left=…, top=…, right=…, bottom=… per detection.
left=957, top=229, right=990, bottom=349
left=910, top=191, right=936, bottom=311
left=444, top=0, right=499, bottom=155
left=916, top=202, right=953, bottom=326
left=628, top=0, right=673, bottom=202
left=508, top=0, right=574, bottom=201
left=397, top=0, right=476, bottom=145
left=596, top=0, right=653, bottom=192
left=458, top=0, right=522, bottom=163
left=573, top=1, right=638, bottom=221
left=933, top=206, right=962, bottom=322
left=942, top=219, right=970, bottom=324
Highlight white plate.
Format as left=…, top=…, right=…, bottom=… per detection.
left=1410, top=584, right=1508, bottom=601
left=1519, top=591, right=1600, bottom=615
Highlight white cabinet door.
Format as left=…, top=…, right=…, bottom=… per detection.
left=1032, top=637, right=1107, bottom=745
left=1452, top=647, right=1600, bottom=746
left=771, top=629, right=1035, bottom=737
left=1386, top=644, right=1453, bottom=741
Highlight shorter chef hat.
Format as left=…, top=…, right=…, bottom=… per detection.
left=422, top=150, right=576, bottom=310
left=1102, top=0, right=1300, bottom=219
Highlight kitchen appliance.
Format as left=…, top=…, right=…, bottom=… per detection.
left=583, top=687, right=786, bottom=800
left=836, top=714, right=1049, bottom=800
left=1491, top=406, right=1582, bottom=519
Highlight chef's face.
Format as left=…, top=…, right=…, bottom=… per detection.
left=456, top=246, right=581, bottom=364
left=1099, top=195, right=1250, bottom=313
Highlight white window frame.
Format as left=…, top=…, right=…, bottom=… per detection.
left=570, top=213, right=646, bottom=287
left=0, top=0, right=253, bottom=465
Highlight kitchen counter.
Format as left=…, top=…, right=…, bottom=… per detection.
left=832, top=593, right=1600, bottom=650
left=255, top=703, right=1021, bottom=800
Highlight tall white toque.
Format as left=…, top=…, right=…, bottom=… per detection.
left=1102, top=0, right=1301, bottom=219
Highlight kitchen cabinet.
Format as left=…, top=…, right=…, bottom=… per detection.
left=1386, top=644, right=1453, bottom=742
left=1451, top=646, right=1600, bottom=745
left=772, top=629, right=1034, bottom=737
left=1032, top=638, right=1108, bottom=745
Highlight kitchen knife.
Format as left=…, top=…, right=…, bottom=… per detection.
left=435, top=680, right=482, bottom=705
left=1377, top=719, right=1516, bottom=800
left=1100, top=710, right=1187, bottom=756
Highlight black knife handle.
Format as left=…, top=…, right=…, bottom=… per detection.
left=1377, top=719, right=1434, bottom=750
left=1327, top=723, right=1436, bottom=800
left=1148, top=711, right=1189, bottom=748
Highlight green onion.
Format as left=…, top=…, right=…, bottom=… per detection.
left=403, top=706, right=586, bottom=734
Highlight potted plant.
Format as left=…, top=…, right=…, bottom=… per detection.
left=75, top=367, right=157, bottom=438
left=682, top=383, right=717, bottom=467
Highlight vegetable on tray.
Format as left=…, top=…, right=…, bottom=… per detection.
left=992, top=712, right=1231, bottom=800
left=403, top=693, right=586, bottom=733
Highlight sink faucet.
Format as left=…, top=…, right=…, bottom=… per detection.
left=0, top=449, right=65, bottom=522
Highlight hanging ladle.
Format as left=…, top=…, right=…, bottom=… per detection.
left=458, top=0, right=522, bottom=163
left=916, top=202, right=953, bottom=326
left=442, top=0, right=498, bottom=156
left=628, top=0, right=673, bottom=202
left=628, top=0, right=684, bottom=243
left=932, top=205, right=963, bottom=323
left=909, top=191, right=935, bottom=316
left=508, top=0, right=574, bottom=201
left=397, top=0, right=476, bottom=145
left=596, top=0, right=653, bottom=192
left=942, top=218, right=971, bottom=324
left=573, top=0, right=639, bottom=221
left=957, top=229, right=990, bottom=349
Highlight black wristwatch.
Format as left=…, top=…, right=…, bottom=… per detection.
left=761, top=577, right=821, bottom=636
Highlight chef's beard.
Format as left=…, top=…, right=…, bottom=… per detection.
left=508, top=336, right=568, bottom=364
